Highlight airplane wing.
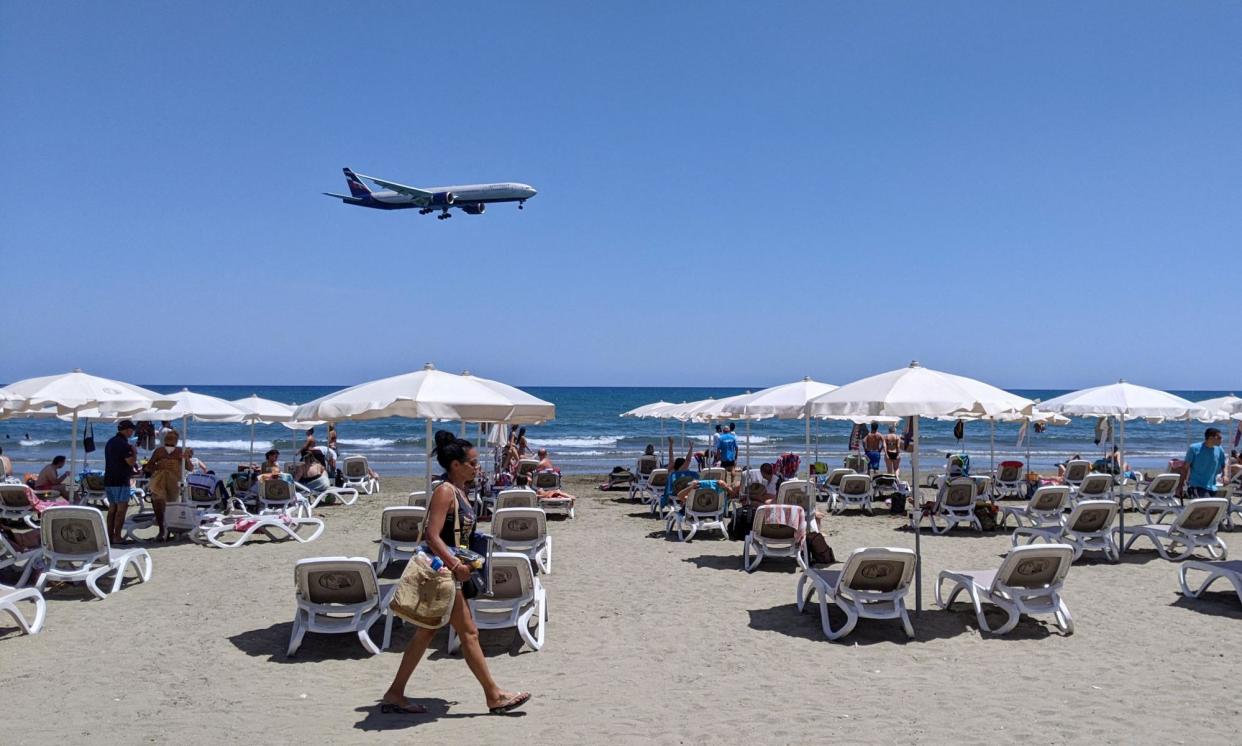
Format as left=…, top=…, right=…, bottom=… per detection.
left=354, top=173, right=436, bottom=204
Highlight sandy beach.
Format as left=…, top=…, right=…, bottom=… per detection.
left=3, top=474, right=1241, bottom=745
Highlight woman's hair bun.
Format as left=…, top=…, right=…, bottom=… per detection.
left=433, top=430, right=457, bottom=450
left=432, top=429, right=473, bottom=471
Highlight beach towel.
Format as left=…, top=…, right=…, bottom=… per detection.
left=766, top=504, right=806, bottom=543
left=1094, top=417, right=1113, bottom=446
left=849, top=423, right=867, bottom=451
left=774, top=453, right=800, bottom=479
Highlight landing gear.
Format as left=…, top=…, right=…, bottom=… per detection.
left=518, top=200, right=525, bottom=210
left=437, top=210, right=452, bottom=220
left=419, top=208, right=433, bottom=215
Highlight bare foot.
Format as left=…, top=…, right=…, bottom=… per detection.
left=487, top=690, right=531, bottom=714
left=380, top=693, right=427, bottom=714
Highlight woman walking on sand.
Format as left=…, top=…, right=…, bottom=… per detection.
left=381, top=430, right=531, bottom=715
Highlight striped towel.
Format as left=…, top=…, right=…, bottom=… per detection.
left=766, top=504, right=806, bottom=544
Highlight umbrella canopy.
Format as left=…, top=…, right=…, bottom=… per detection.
left=730, top=377, right=838, bottom=419
left=3, top=369, right=174, bottom=416
left=231, top=395, right=297, bottom=423
left=620, top=401, right=675, bottom=418
left=1040, top=381, right=1206, bottom=420
left=292, top=364, right=517, bottom=423
left=808, top=363, right=1033, bottom=418
left=1195, top=395, right=1242, bottom=422
left=150, top=388, right=248, bottom=422
left=460, top=372, right=555, bottom=425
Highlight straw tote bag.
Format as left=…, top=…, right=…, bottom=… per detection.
left=388, top=505, right=456, bottom=629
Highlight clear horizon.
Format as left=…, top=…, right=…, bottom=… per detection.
left=3, top=2, right=1239, bottom=390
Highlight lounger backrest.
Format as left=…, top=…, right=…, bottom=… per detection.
left=81, top=473, right=105, bottom=491
left=671, top=475, right=697, bottom=495
left=488, top=551, right=535, bottom=601
left=776, top=480, right=814, bottom=512
left=188, top=484, right=214, bottom=502
left=344, top=457, right=369, bottom=479
left=647, top=469, right=669, bottom=489
left=752, top=506, right=796, bottom=540
left=994, top=544, right=1074, bottom=592
left=492, top=508, right=547, bottom=542
left=998, top=463, right=1023, bottom=482
left=840, top=547, right=916, bottom=594
left=295, top=557, right=378, bottom=606
left=1146, top=474, right=1179, bottom=498
left=688, top=487, right=724, bottom=514
left=260, top=479, right=294, bottom=503
left=496, top=490, right=537, bottom=510
left=827, top=468, right=853, bottom=488
left=1066, top=500, right=1118, bottom=533
left=637, top=456, right=658, bottom=476
left=407, top=491, right=428, bottom=507
left=1174, top=498, right=1228, bottom=533
left=745, top=482, right=767, bottom=503
left=700, top=468, right=726, bottom=482
left=1064, top=460, right=1090, bottom=484
left=940, top=478, right=977, bottom=509
left=839, top=474, right=872, bottom=497
left=517, top=460, right=539, bottom=476
left=40, top=505, right=108, bottom=560
left=533, top=471, right=559, bottom=490
left=382, top=506, right=427, bottom=543
left=0, top=484, right=31, bottom=508
left=1078, top=474, right=1111, bottom=498
left=1030, top=485, right=1070, bottom=513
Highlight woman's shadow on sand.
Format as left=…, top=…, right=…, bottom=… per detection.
left=353, top=699, right=525, bottom=731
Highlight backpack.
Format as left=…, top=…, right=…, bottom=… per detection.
left=718, top=433, right=738, bottom=463
left=727, top=504, right=754, bottom=541
left=807, top=532, right=836, bottom=565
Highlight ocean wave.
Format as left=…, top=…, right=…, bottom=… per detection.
left=528, top=437, right=618, bottom=448
left=338, top=437, right=399, bottom=448
left=17, top=439, right=48, bottom=447
left=184, top=439, right=273, bottom=451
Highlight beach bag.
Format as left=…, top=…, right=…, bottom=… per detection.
left=728, top=505, right=754, bottom=541
left=889, top=492, right=907, bottom=515
left=807, top=532, right=836, bottom=565
left=974, top=503, right=998, bottom=531
left=389, top=553, right=456, bottom=629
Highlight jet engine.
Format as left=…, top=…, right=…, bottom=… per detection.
left=430, top=191, right=456, bottom=206
left=460, top=203, right=486, bottom=215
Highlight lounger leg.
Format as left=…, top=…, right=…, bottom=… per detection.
left=17, top=558, right=37, bottom=588
left=991, top=598, right=1020, bottom=635
left=796, top=572, right=809, bottom=612
left=287, top=613, right=306, bottom=656
left=898, top=600, right=914, bottom=638
left=543, top=537, right=552, bottom=574
left=1208, top=540, right=1227, bottom=561
left=828, top=597, right=858, bottom=641
left=86, top=566, right=112, bottom=600
left=1054, top=596, right=1073, bottom=635
left=358, top=627, right=381, bottom=656
left=683, top=520, right=698, bottom=543
left=968, top=588, right=989, bottom=633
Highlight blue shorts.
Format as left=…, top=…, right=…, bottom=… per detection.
left=865, top=451, right=882, bottom=470
left=1186, top=486, right=1217, bottom=498
left=105, top=486, right=132, bottom=505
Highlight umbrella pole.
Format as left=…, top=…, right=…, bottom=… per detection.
left=249, top=420, right=255, bottom=470
left=911, top=416, right=923, bottom=612
left=746, top=419, right=751, bottom=469
left=990, top=418, right=996, bottom=478
left=425, top=419, right=433, bottom=496
left=1118, top=416, right=1126, bottom=552
left=183, top=414, right=190, bottom=503
left=814, top=417, right=820, bottom=467
left=804, top=414, right=811, bottom=478
left=70, top=411, right=79, bottom=494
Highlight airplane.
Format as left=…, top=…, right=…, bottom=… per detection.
left=323, top=168, right=537, bottom=219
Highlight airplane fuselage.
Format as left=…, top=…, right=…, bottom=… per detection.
left=342, top=183, right=535, bottom=210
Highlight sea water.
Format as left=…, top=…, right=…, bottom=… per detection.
left=1, top=385, right=1236, bottom=477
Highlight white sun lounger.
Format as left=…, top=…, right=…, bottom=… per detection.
left=777, top=479, right=818, bottom=534
left=1062, top=460, right=1091, bottom=491
left=629, top=456, right=661, bottom=501
left=492, top=507, right=551, bottom=574
left=822, top=468, right=854, bottom=502
left=1115, top=498, right=1229, bottom=561
left=992, top=461, right=1026, bottom=500
left=35, top=506, right=152, bottom=600
left=936, top=543, right=1075, bottom=636
left=1071, top=473, right=1113, bottom=506
left=1013, top=500, right=1120, bottom=562
left=192, top=509, right=325, bottom=550
left=832, top=473, right=874, bottom=515
left=743, top=505, right=807, bottom=572
left=342, top=456, right=379, bottom=495
left=0, top=484, right=39, bottom=528
left=287, top=556, right=395, bottom=657
left=0, top=532, right=39, bottom=588
left=1179, top=560, right=1242, bottom=606
left=1221, top=473, right=1242, bottom=529
left=376, top=506, right=426, bottom=574
left=495, top=489, right=538, bottom=511
left=293, top=479, right=359, bottom=508
left=448, top=550, right=547, bottom=654
left=644, top=469, right=669, bottom=515
left=0, top=584, right=45, bottom=636
left=921, top=477, right=981, bottom=534
left=1000, top=485, right=1070, bottom=529
left=796, top=547, right=916, bottom=641
left=1122, top=473, right=1181, bottom=522
left=666, top=486, right=728, bottom=542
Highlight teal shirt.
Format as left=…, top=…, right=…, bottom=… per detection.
left=1184, top=442, right=1226, bottom=490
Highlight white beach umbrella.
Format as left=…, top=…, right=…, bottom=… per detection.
left=729, top=377, right=838, bottom=472
left=292, top=364, right=522, bottom=492
left=1042, top=380, right=1208, bottom=552
left=1, top=370, right=175, bottom=481
left=808, top=361, right=1034, bottom=611
left=1195, top=395, right=1242, bottom=422
left=231, top=395, right=300, bottom=467
left=620, top=401, right=674, bottom=418
left=460, top=372, right=555, bottom=425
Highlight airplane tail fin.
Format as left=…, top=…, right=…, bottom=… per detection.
left=342, top=168, right=372, bottom=198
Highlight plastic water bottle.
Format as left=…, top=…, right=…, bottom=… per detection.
left=429, top=556, right=443, bottom=571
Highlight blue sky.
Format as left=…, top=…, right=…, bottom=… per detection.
left=2, top=2, right=1239, bottom=389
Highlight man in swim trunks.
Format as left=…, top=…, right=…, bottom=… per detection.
left=862, top=422, right=885, bottom=474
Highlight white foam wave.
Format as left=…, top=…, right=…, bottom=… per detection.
left=18, top=439, right=47, bottom=447
left=528, top=437, right=617, bottom=448
left=338, top=438, right=398, bottom=448
left=184, top=439, right=273, bottom=451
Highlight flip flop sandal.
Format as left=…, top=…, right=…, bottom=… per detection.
left=489, top=692, right=531, bottom=715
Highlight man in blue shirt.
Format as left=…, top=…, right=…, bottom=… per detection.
left=104, top=420, right=137, bottom=544
left=1183, top=427, right=1227, bottom=498
left=718, top=424, right=739, bottom=472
